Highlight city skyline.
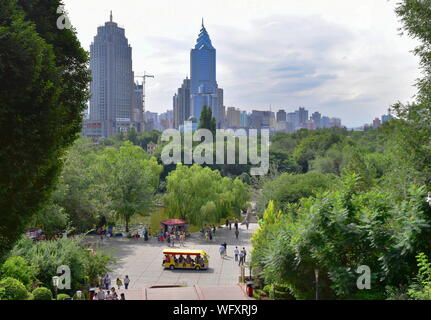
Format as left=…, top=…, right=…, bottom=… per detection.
left=63, top=0, right=420, bottom=127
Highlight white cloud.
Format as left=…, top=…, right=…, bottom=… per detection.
left=64, top=0, right=421, bottom=127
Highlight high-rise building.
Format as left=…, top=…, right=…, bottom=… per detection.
left=226, top=107, right=241, bottom=128
left=287, top=112, right=299, bottom=129
left=190, top=20, right=222, bottom=123
left=276, top=110, right=287, bottom=122
left=296, top=107, right=309, bottom=125
left=132, top=82, right=144, bottom=132
left=173, top=77, right=191, bottom=128
left=160, top=110, right=174, bottom=130
left=249, top=110, right=274, bottom=131
left=145, top=112, right=159, bottom=131
left=311, top=112, right=322, bottom=129
left=330, top=117, right=342, bottom=128
left=216, top=88, right=225, bottom=129
left=373, top=118, right=381, bottom=129
left=321, top=116, right=330, bottom=128
left=240, top=111, right=249, bottom=128
left=86, top=12, right=134, bottom=138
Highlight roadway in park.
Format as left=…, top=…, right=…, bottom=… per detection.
left=91, top=223, right=258, bottom=289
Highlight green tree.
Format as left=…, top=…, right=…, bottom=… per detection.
left=1, top=256, right=34, bottom=289
left=0, top=0, right=90, bottom=260
left=199, top=105, right=216, bottom=135
left=165, top=164, right=250, bottom=226
left=94, top=142, right=162, bottom=232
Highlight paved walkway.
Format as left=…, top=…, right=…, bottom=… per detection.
left=91, top=223, right=258, bottom=289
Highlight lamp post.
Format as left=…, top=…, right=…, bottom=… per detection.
left=52, top=276, right=60, bottom=300
left=314, top=269, right=319, bottom=300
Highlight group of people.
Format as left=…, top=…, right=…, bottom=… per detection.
left=92, top=273, right=131, bottom=300
left=102, top=273, right=130, bottom=290
left=93, top=287, right=126, bottom=300
left=234, top=247, right=248, bottom=266
left=200, top=225, right=217, bottom=241
left=225, top=217, right=242, bottom=240
left=158, top=228, right=186, bottom=247
left=164, top=254, right=205, bottom=268
left=219, top=244, right=247, bottom=265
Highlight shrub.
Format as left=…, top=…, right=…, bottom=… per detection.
left=1, top=256, right=34, bottom=289
left=32, top=287, right=53, bottom=300
left=10, top=237, right=114, bottom=291
left=57, top=293, right=71, bottom=301
left=0, top=277, right=29, bottom=300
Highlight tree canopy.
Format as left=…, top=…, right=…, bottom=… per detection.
left=0, top=0, right=90, bottom=260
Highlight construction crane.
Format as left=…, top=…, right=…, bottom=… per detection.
left=135, top=72, right=155, bottom=128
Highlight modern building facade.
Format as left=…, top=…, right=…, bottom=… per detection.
left=132, top=82, right=145, bottom=132
left=226, top=107, right=241, bottom=128
left=190, top=20, right=223, bottom=125
left=173, top=77, right=191, bottom=128
left=276, top=110, right=287, bottom=122
left=86, top=12, right=134, bottom=138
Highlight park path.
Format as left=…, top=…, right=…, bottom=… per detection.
left=92, top=223, right=258, bottom=290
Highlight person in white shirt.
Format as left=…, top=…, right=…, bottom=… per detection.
left=234, top=247, right=239, bottom=262
left=124, top=275, right=130, bottom=290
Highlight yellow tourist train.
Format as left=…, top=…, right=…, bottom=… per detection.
left=162, top=249, right=209, bottom=271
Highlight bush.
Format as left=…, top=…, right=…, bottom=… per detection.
left=10, top=237, right=114, bottom=291
left=32, top=287, right=53, bottom=300
left=1, top=256, right=34, bottom=289
left=57, top=293, right=71, bottom=300
left=0, top=277, right=29, bottom=300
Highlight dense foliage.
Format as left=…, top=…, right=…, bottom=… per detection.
left=9, top=237, right=114, bottom=292
left=165, top=164, right=251, bottom=226
left=251, top=0, right=431, bottom=300
left=0, top=0, right=90, bottom=260
left=0, top=277, right=29, bottom=300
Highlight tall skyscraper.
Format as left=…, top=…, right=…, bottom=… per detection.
left=190, top=20, right=222, bottom=124
left=173, top=77, right=191, bottom=128
left=132, top=82, right=144, bottom=132
left=87, top=12, right=134, bottom=138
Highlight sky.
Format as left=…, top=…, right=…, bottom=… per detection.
left=63, top=0, right=422, bottom=127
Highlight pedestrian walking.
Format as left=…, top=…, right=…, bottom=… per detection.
left=234, top=218, right=239, bottom=231
left=116, top=278, right=123, bottom=290
left=103, top=273, right=111, bottom=290
left=234, top=247, right=239, bottom=262
left=242, top=248, right=247, bottom=263
left=229, top=221, right=232, bottom=230
left=219, top=244, right=225, bottom=258
left=209, top=231, right=213, bottom=241
left=239, top=250, right=245, bottom=266
left=205, top=231, right=209, bottom=241
left=120, top=293, right=126, bottom=300
left=167, top=233, right=171, bottom=247
left=124, top=275, right=130, bottom=290
left=226, top=219, right=229, bottom=228
left=235, top=229, right=239, bottom=240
